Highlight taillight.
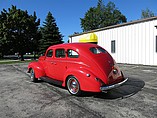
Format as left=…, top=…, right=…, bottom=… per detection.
left=112, top=59, right=119, bottom=75
left=113, top=68, right=118, bottom=74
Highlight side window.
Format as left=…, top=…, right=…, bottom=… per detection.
left=55, top=49, right=65, bottom=58
left=46, top=50, right=53, bottom=57
left=111, top=40, right=116, bottom=53
left=67, top=49, right=79, bottom=58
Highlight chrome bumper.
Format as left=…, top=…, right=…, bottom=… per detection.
left=100, top=78, right=128, bottom=91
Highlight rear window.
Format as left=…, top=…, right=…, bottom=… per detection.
left=90, top=47, right=106, bottom=54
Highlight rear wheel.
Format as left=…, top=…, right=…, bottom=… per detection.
left=30, top=69, right=38, bottom=82
left=67, top=76, right=81, bottom=96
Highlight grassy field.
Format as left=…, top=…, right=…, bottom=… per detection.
left=0, top=59, right=35, bottom=64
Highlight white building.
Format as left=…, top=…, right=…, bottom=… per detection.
left=69, top=17, right=157, bottom=66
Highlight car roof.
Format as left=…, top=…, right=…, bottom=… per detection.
left=48, top=43, right=99, bottom=50
left=46, top=43, right=107, bottom=60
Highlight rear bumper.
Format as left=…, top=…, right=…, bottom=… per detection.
left=100, top=78, right=128, bottom=91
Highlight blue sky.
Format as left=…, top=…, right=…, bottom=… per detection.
left=1, top=0, right=157, bottom=42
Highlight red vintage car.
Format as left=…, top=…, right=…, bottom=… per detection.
left=28, top=43, right=128, bottom=96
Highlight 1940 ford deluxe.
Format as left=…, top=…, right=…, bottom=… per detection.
left=28, top=43, right=128, bottom=96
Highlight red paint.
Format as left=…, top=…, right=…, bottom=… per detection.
left=28, top=43, right=125, bottom=92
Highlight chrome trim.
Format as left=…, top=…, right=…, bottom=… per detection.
left=100, top=78, right=128, bottom=91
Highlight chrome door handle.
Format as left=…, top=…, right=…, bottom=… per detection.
left=51, top=62, right=56, bottom=65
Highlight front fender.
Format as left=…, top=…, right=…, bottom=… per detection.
left=62, top=68, right=102, bottom=92
left=28, top=62, right=45, bottom=78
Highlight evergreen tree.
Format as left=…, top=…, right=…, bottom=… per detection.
left=39, top=12, right=63, bottom=55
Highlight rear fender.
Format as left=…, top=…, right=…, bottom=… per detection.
left=62, top=68, right=101, bottom=92
left=28, top=62, right=45, bottom=78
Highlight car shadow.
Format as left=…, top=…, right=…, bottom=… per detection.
left=36, top=77, right=145, bottom=99
left=82, top=78, right=145, bottom=99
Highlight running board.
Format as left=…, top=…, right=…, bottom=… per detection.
left=40, top=76, right=63, bottom=86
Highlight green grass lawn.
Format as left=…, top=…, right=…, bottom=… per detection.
left=0, top=59, right=35, bottom=64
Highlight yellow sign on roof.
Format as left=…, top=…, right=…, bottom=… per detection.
left=79, top=33, right=98, bottom=43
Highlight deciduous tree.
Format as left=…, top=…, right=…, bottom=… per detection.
left=80, top=0, right=127, bottom=32
left=0, top=5, right=40, bottom=60
left=141, top=8, right=155, bottom=19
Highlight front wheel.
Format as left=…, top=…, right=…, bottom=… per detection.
left=67, top=76, right=81, bottom=96
left=30, top=69, right=38, bottom=82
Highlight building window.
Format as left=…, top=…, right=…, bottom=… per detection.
left=156, top=36, right=157, bottom=52
left=111, top=40, right=116, bottom=53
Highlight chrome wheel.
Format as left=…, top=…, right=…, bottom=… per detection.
left=30, top=69, right=38, bottom=82
left=67, top=76, right=81, bottom=96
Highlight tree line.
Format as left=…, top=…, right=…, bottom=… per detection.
left=0, top=0, right=155, bottom=60
left=0, top=6, right=63, bottom=60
